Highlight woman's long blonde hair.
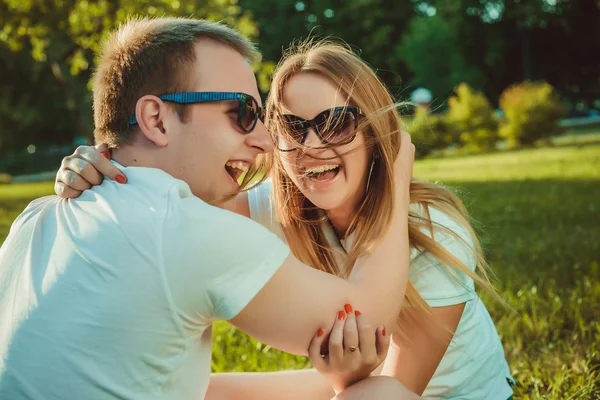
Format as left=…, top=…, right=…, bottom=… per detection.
left=264, top=40, right=498, bottom=328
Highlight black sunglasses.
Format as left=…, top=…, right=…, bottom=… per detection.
left=276, top=106, right=363, bottom=152
left=128, top=92, right=265, bottom=133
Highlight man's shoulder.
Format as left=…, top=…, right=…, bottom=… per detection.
left=11, top=195, right=60, bottom=227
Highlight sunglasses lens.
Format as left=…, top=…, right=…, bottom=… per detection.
left=278, top=116, right=307, bottom=151
left=240, top=97, right=258, bottom=132
left=320, top=109, right=358, bottom=145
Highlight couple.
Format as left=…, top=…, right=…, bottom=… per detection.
left=0, top=17, right=513, bottom=400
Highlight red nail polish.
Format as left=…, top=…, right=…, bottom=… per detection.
left=317, top=328, right=324, bottom=337
left=337, top=311, right=346, bottom=320
left=101, top=151, right=110, bottom=159
left=382, top=327, right=386, bottom=337
left=344, top=304, right=353, bottom=314
left=354, top=310, right=361, bottom=317
left=115, top=174, right=126, bottom=184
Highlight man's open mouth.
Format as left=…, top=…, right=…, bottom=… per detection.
left=225, top=161, right=250, bottom=184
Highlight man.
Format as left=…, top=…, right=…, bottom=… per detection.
left=0, top=17, right=415, bottom=399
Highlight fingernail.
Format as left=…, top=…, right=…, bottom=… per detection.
left=337, top=311, right=346, bottom=320
left=354, top=310, right=361, bottom=317
left=344, top=304, right=353, bottom=314
left=317, top=328, right=324, bottom=337
left=101, top=151, right=110, bottom=159
left=382, top=326, right=386, bottom=337
left=115, top=174, right=126, bottom=184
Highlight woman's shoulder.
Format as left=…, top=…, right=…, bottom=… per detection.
left=408, top=203, right=479, bottom=305
left=247, top=178, right=287, bottom=242
left=410, top=203, right=473, bottom=247
left=409, top=202, right=477, bottom=274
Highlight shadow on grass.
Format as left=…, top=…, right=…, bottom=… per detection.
left=445, top=179, right=600, bottom=287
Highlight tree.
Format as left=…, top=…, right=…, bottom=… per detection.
left=402, top=0, right=600, bottom=103
left=399, top=9, right=489, bottom=102
left=239, top=0, right=416, bottom=97
left=0, top=0, right=259, bottom=154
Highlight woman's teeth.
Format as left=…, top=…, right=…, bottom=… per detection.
left=304, top=164, right=340, bottom=174
left=303, top=164, right=341, bottom=182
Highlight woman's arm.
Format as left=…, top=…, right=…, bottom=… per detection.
left=381, top=303, right=465, bottom=395
left=205, top=370, right=333, bottom=400
left=53, top=144, right=253, bottom=218
left=208, top=309, right=390, bottom=400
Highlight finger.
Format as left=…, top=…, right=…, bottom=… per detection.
left=328, top=310, right=346, bottom=364
left=54, top=181, right=83, bottom=199
left=400, top=132, right=413, bottom=156
left=375, top=325, right=390, bottom=360
left=57, top=167, right=92, bottom=192
left=342, top=304, right=359, bottom=354
left=355, top=310, right=376, bottom=359
left=73, top=145, right=127, bottom=183
left=61, top=156, right=103, bottom=188
left=401, top=131, right=415, bottom=168
left=94, top=143, right=110, bottom=156
left=308, top=328, right=327, bottom=370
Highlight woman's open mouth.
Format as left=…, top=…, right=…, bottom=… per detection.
left=303, top=163, right=341, bottom=182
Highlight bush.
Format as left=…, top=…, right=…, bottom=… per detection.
left=446, top=83, right=498, bottom=152
left=499, top=81, right=565, bottom=147
left=0, top=146, right=73, bottom=176
left=406, top=107, right=453, bottom=158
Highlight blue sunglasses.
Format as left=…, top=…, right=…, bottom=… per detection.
left=128, top=92, right=265, bottom=133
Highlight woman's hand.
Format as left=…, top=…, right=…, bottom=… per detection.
left=308, top=305, right=389, bottom=394
left=55, top=144, right=126, bottom=199
left=394, top=131, right=415, bottom=209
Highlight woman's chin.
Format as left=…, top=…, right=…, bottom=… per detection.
left=305, top=195, right=345, bottom=213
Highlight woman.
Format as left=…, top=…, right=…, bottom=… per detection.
left=55, top=40, right=513, bottom=399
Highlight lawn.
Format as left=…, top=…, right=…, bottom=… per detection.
left=1, top=144, right=599, bottom=399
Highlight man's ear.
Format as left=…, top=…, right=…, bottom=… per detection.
left=134, top=95, right=169, bottom=147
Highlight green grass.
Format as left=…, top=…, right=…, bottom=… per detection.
left=0, top=182, right=54, bottom=243
left=1, top=145, right=599, bottom=399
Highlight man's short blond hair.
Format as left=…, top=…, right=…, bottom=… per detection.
left=92, top=17, right=259, bottom=146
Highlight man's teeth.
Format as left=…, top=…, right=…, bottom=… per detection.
left=305, top=164, right=340, bottom=174
left=226, top=161, right=250, bottom=173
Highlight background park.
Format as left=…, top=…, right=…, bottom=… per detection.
left=0, top=1, right=599, bottom=398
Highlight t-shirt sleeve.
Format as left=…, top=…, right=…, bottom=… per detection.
left=247, top=179, right=287, bottom=243
left=408, top=206, right=478, bottom=307
left=161, top=185, right=290, bottom=324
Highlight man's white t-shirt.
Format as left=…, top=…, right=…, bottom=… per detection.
left=248, top=180, right=514, bottom=400
left=0, top=164, right=289, bottom=399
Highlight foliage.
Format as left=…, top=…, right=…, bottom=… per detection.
left=400, top=0, right=600, bottom=102
left=399, top=7, right=489, bottom=100
left=499, top=81, right=566, bottom=148
left=239, top=0, right=416, bottom=96
left=0, top=0, right=259, bottom=156
left=0, top=0, right=599, bottom=157
left=446, top=83, right=498, bottom=152
left=406, top=107, right=453, bottom=158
